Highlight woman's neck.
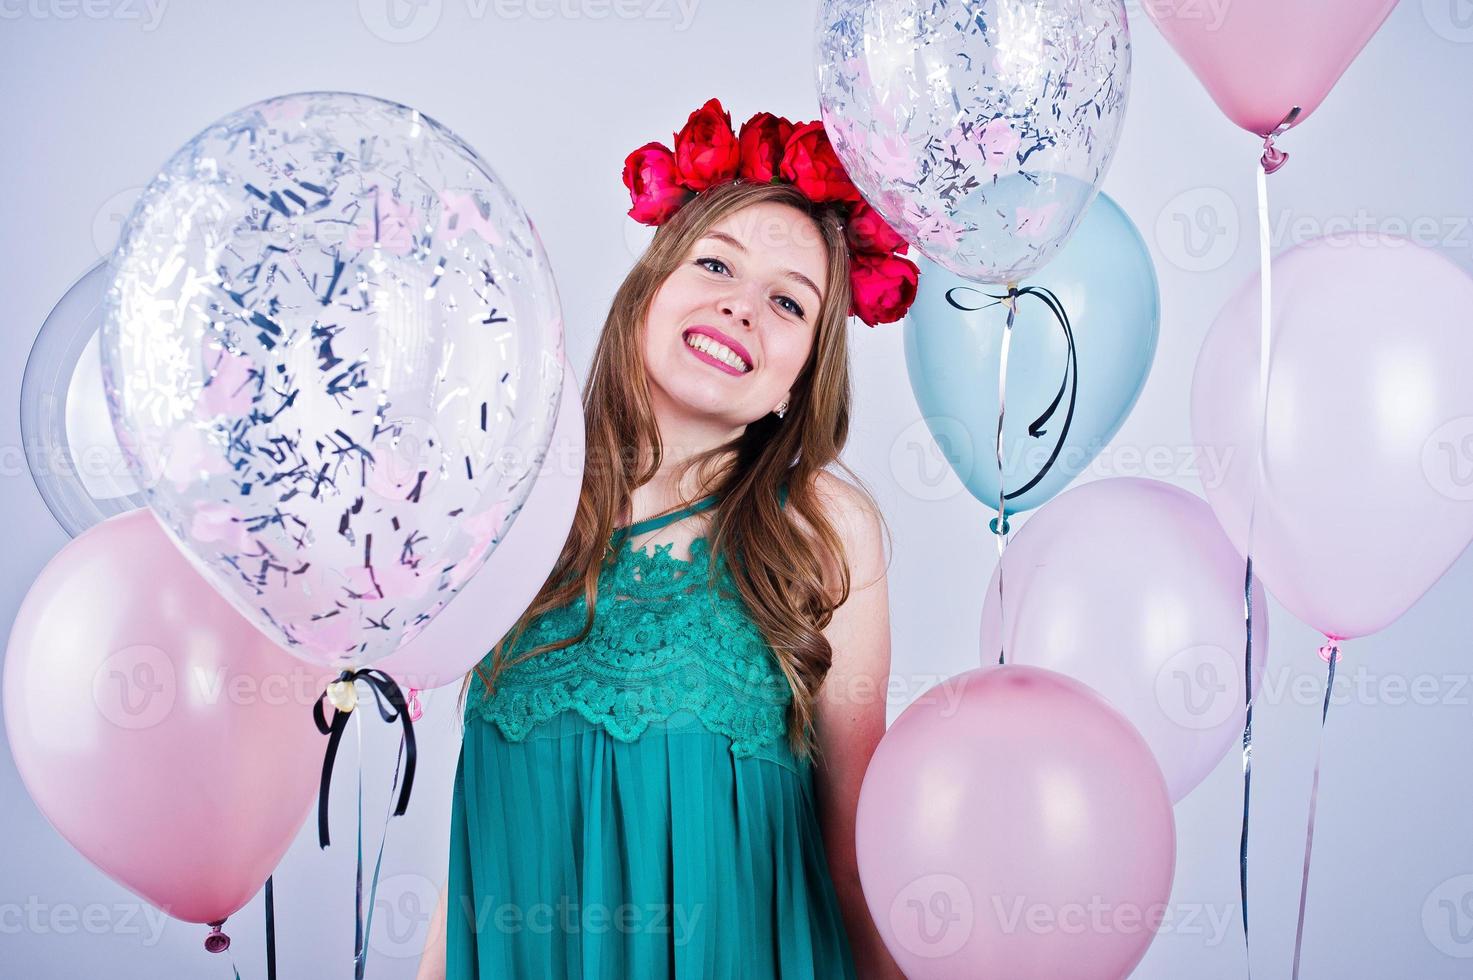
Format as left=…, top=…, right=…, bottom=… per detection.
left=627, top=395, right=743, bottom=521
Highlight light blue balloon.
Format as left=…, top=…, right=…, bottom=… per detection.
left=904, top=191, right=1159, bottom=518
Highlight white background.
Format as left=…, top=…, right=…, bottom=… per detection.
left=2, top=1, right=1472, bottom=976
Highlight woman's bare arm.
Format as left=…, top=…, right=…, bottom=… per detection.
left=811, top=474, right=906, bottom=980
left=414, top=879, right=449, bottom=980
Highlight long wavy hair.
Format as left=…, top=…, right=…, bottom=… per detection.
left=462, top=178, right=884, bottom=761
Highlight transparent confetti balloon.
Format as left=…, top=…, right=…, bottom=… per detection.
left=22, top=261, right=149, bottom=538
left=101, top=91, right=564, bottom=669
left=816, top=0, right=1131, bottom=284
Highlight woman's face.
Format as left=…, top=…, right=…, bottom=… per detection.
left=642, top=201, right=829, bottom=439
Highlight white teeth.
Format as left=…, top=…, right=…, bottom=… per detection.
left=685, top=333, right=750, bottom=372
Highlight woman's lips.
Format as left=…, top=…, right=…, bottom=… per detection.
left=685, top=339, right=749, bottom=376
left=682, top=325, right=753, bottom=377
left=684, top=325, right=753, bottom=368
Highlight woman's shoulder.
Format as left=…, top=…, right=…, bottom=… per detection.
left=807, top=469, right=880, bottom=526
left=796, top=469, right=889, bottom=594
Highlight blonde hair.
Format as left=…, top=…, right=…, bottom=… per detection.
left=464, top=179, right=883, bottom=761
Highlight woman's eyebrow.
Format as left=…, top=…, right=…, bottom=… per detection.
left=701, top=230, right=747, bottom=253
left=699, top=231, right=824, bottom=304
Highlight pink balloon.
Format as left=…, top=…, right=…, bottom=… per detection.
left=376, top=361, right=584, bottom=689
left=1192, top=234, right=1473, bottom=639
left=4, top=508, right=329, bottom=926
left=980, top=478, right=1268, bottom=802
left=857, top=666, right=1176, bottom=980
left=1142, top=0, right=1397, bottom=136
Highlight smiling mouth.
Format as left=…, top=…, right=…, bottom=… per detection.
left=682, top=328, right=753, bottom=375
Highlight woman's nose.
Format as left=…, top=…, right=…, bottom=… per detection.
left=720, top=305, right=751, bottom=328
left=720, top=289, right=758, bottom=329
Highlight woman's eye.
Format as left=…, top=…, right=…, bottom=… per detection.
left=696, top=257, right=804, bottom=319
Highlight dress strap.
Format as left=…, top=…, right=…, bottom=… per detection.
left=618, top=493, right=721, bottom=538
left=615, top=481, right=790, bottom=540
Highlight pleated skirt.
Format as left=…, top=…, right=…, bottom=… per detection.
left=445, top=709, right=858, bottom=979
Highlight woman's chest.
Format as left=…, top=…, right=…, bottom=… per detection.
left=505, top=582, right=782, bottom=689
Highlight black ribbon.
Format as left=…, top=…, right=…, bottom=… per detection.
left=313, top=668, right=417, bottom=849
left=264, top=875, right=277, bottom=980
left=944, top=283, right=1079, bottom=501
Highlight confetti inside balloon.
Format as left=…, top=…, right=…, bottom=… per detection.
left=101, top=91, right=564, bottom=669
left=816, top=0, right=1131, bottom=283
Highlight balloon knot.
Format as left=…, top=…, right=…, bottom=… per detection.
left=204, top=920, right=231, bottom=954
left=1317, top=641, right=1341, bottom=664
left=989, top=515, right=1011, bottom=536
left=1260, top=139, right=1289, bottom=175
left=326, top=674, right=358, bottom=713
left=1260, top=106, right=1301, bottom=175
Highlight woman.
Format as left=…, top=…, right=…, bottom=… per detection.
left=417, top=99, right=918, bottom=979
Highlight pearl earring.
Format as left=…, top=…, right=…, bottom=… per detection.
left=775, top=400, right=788, bottom=419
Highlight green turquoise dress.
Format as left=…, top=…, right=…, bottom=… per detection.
left=446, top=491, right=857, bottom=979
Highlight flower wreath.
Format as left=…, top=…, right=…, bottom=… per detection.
left=621, top=98, right=920, bottom=327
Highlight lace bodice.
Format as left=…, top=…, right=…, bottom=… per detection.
left=464, top=491, right=793, bottom=757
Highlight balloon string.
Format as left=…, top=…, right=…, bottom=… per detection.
left=941, top=283, right=1078, bottom=501
left=314, top=669, right=418, bottom=848
left=1008, top=285, right=1079, bottom=501
left=1239, top=555, right=1257, bottom=969
left=1291, top=640, right=1341, bottom=979
left=1238, top=148, right=1277, bottom=975
left=992, top=285, right=1019, bottom=665
left=309, top=671, right=417, bottom=977
left=264, top=875, right=277, bottom=980
left=354, top=710, right=365, bottom=979
left=358, top=734, right=408, bottom=979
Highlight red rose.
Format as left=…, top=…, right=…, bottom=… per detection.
left=737, top=112, right=794, bottom=183
left=849, top=251, right=919, bottom=327
left=673, top=98, right=741, bottom=192
left=845, top=200, right=909, bottom=256
left=780, top=121, right=861, bottom=204
left=622, top=141, right=694, bottom=226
